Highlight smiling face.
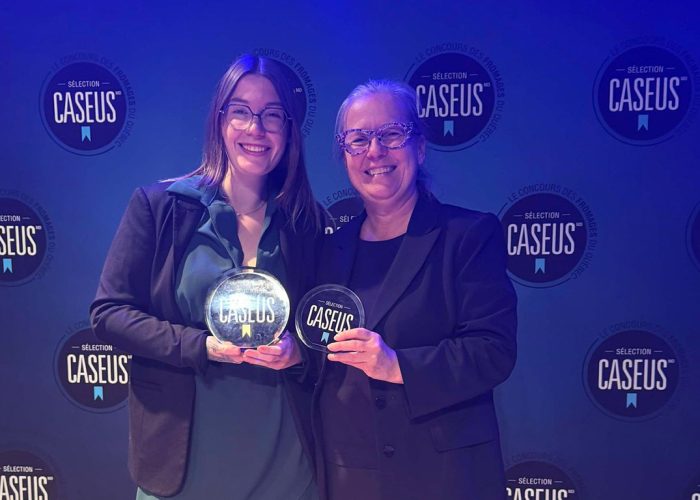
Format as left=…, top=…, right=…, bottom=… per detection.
left=342, top=92, right=426, bottom=212
left=221, top=74, right=287, bottom=186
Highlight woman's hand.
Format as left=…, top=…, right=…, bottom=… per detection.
left=327, top=328, right=404, bottom=384
left=206, top=336, right=245, bottom=364
left=242, top=332, right=302, bottom=370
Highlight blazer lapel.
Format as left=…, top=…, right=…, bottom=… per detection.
left=172, top=195, right=204, bottom=290
left=367, top=196, right=441, bottom=332
left=316, top=215, right=363, bottom=376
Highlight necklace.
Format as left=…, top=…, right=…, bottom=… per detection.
left=234, top=199, right=266, bottom=217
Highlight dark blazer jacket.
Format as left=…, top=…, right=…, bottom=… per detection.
left=90, top=182, right=317, bottom=497
left=313, top=195, right=517, bottom=500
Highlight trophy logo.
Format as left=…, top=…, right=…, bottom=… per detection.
left=296, top=284, right=365, bottom=352
left=205, top=268, right=290, bottom=347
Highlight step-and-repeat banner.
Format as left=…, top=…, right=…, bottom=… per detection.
left=2, top=1, right=698, bottom=499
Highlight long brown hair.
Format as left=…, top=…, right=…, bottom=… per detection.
left=186, top=54, right=319, bottom=232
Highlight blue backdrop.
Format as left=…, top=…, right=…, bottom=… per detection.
left=1, top=1, right=699, bottom=498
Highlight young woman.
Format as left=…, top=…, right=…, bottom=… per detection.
left=91, top=54, right=320, bottom=499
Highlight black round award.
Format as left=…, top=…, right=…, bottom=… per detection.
left=295, top=284, right=365, bottom=352
left=205, top=268, right=290, bottom=348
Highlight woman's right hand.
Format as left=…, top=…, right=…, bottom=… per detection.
left=206, top=336, right=245, bottom=364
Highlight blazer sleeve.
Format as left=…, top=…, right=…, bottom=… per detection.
left=395, top=213, right=517, bottom=419
left=89, top=187, right=209, bottom=374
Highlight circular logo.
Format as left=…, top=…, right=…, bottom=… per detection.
left=687, top=202, right=700, bottom=271
left=205, top=268, right=290, bottom=347
left=0, top=449, right=60, bottom=499
left=54, top=324, right=131, bottom=412
left=252, top=48, right=317, bottom=136
left=584, top=325, right=680, bottom=420
left=506, top=460, right=579, bottom=499
left=500, top=185, right=596, bottom=287
left=594, top=43, right=697, bottom=145
left=0, top=193, right=55, bottom=286
left=406, top=44, right=504, bottom=150
left=295, top=284, right=365, bottom=352
left=41, top=54, right=135, bottom=155
left=323, top=191, right=363, bottom=235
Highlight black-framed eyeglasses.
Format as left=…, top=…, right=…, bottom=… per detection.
left=336, top=122, right=415, bottom=156
left=219, top=103, right=290, bottom=133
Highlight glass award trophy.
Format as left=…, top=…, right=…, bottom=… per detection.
left=295, top=284, right=365, bottom=352
left=205, top=268, right=290, bottom=348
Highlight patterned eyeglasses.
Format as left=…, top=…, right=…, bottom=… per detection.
left=220, top=103, right=290, bottom=133
left=336, top=122, right=415, bottom=156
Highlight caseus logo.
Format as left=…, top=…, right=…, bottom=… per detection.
left=584, top=322, right=682, bottom=420
left=40, top=53, right=135, bottom=155
left=500, top=184, right=596, bottom=287
left=0, top=191, right=55, bottom=286
left=0, top=449, right=59, bottom=499
left=406, top=43, right=504, bottom=151
left=594, top=39, right=698, bottom=145
left=506, top=460, right=579, bottom=500
left=54, top=322, right=131, bottom=412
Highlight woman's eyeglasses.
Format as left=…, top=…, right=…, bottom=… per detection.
left=336, top=122, right=415, bottom=156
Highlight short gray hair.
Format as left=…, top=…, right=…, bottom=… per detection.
left=334, top=79, right=431, bottom=195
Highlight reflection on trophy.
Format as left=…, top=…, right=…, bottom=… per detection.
left=205, top=268, right=290, bottom=348
left=295, top=284, right=365, bottom=352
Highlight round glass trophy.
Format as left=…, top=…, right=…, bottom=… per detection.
left=295, top=284, right=365, bottom=352
left=205, top=268, right=290, bottom=348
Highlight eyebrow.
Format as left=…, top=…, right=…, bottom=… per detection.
left=228, top=97, right=284, bottom=108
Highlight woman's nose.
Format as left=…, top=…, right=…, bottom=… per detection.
left=365, top=136, right=387, bottom=159
left=245, top=114, right=265, bottom=136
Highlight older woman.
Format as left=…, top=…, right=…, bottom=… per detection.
left=313, top=80, right=517, bottom=499
left=90, top=54, right=320, bottom=499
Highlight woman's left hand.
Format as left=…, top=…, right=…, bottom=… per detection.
left=327, top=328, right=404, bottom=384
left=242, top=332, right=302, bottom=370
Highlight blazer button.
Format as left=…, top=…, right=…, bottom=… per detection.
left=382, top=445, right=395, bottom=458
left=375, top=396, right=387, bottom=409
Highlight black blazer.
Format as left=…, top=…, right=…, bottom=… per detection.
left=313, top=195, right=517, bottom=500
left=90, top=182, right=317, bottom=497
